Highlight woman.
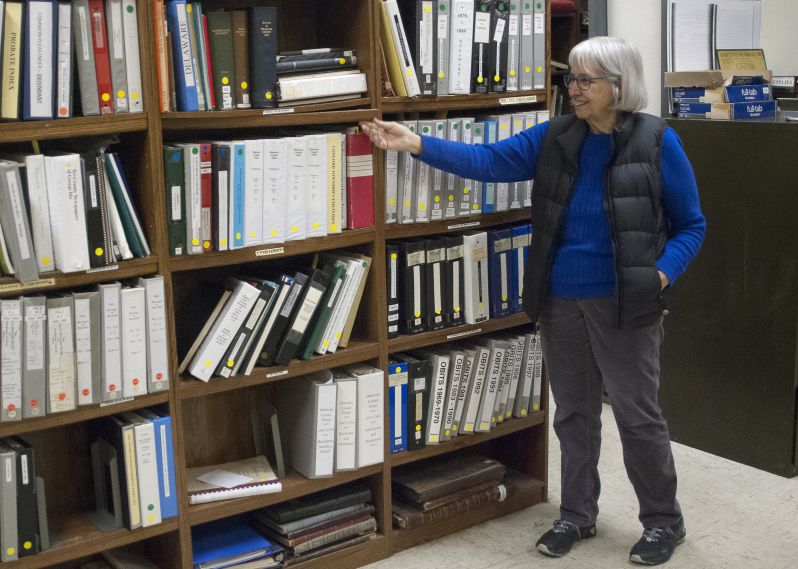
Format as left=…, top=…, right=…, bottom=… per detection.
left=360, top=36, right=705, bottom=566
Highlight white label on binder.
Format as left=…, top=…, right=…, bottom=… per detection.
left=433, top=263, right=442, bottom=314
left=453, top=260, right=461, bottom=312
left=522, top=14, right=532, bottom=36
left=160, top=426, right=171, bottom=497
left=413, top=266, right=421, bottom=322
left=390, top=258, right=397, bottom=298
left=421, top=2, right=434, bottom=72
left=500, top=254, right=508, bottom=302
left=475, top=12, right=491, bottom=43
left=394, top=385, right=402, bottom=438
left=111, top=4, right=124, bottom=59
left=171, top=186, right=182, bottom=220
left=6, top=172, right=31, bottom=259
left=89, top=175, right=99, bottom=208
left=79, top=7, right=91, bottom=60
left=493, top=18, right=506, bottom=42
left=293, top=286, right=323, bottom=335
left=535, top=13, right=544, bottom=34
left=517, top=248, right=524, bottom=296
left=438, top=14, right=448, bottom=39
left=509, top=14, right=519, bottom=35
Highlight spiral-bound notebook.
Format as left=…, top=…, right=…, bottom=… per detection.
left=187, top=455, right=282, bottom=505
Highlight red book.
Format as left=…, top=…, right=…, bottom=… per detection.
left=345, top=131, right=374, bottom=229
left=88, top=0, right=114, bottom=115
left=199, top=143, right=214, bottom=252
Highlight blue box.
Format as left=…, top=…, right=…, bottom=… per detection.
left=730, top=100, right=776, bottom=120
left=671, top=87, right=706, bottom=100
left=724, top=84, right=771, bottom=103
left=676, top=102, right=712, bottom=115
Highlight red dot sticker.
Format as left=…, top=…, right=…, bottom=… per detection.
left=7, top=405, right=15, bottom=412
left=133, top=378, right=140, bottom=385
left=82, top=389, right=90, bottom=396
left=58, top=107, right=68, bottom=116
left=109, top=384, right=116, bottom=392
left=58, top=393, right=66, bottom=400
left=156, top=372, right=163, bottom=380
left=30, top=400, right=38, bottom=407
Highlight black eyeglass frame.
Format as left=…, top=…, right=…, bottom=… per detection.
left=563, top=74, right=608, bottom=91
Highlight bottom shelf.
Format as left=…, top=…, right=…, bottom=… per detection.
left=390, top=477, right=546, bottom=554
left=288, top=533, right=388, bottom=569
left=6, top=514, right=178, bottom=569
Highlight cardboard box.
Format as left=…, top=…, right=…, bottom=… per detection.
left=665, top=70, right=773, bottom=117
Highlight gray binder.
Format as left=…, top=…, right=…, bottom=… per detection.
left=459, top=118, right=476, bottom=216
left=429, top=120, right=447, bottom=221
left=533, top=0, right=546, bottom=89
left=0, top=442, right=18, bottom=562
left=22, top=296, right=47, bottom=419
left=471, top=121, right=485, bottom=215
left=513, top=332, right=535, bottom=417
left=415, top=121, right=435, bottom=222
left=72, top=0, right=101, bottom=116
left=105, top=0, right=129, bottom=113
left=72, top=290, right=102, bottom=405
left=520, top=0, right=534, bottom=90
left=0, top=160, right=38, bottom=283
left=507, top=0, right=521, bottom=90
left=509, top=113, right=526, bottom=209
left=437, top=0, right=450, bottom=94
left=444, top=119, right=461, bottom=219
left=397, top=121, right=418, bottom=224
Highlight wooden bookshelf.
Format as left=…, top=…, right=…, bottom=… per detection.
left=178, top=339, right=381, bottom=400
left=0, top=0, right=551, bottom=566
left=390, top=411, right=547, bottom=467
left=169, top=228, right=376, bottom=273
left=0, top=257, right=160, bottom=298
left=388, top=313, right=532, bottom=353
left=381, top=90, right=547, bottom=113
left=188, top=464, right=384, bottom=526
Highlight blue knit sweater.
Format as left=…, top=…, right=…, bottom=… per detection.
left=418, top=121, right=706, bottom=298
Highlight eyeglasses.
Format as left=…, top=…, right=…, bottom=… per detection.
left=564, top=74, right=607, bottom=91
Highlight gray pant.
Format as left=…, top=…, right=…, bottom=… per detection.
left=539, top=296, right=682, bottom=529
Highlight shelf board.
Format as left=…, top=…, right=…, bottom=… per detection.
left=0, top=392, right=170, bottom=438
left=0, top=114, right=148, bottom=144
left=0, top=257, right=160, bottom=298
left=289, top=534, right=387, bottom=569
left=169, top=228, right=376, bottom=273
left=160, top=102, right=376, bottom=131
left=380, top=90, right=547, bottom=113
left=3, top=515, right=178, bottom=569
left=390, top=477, right=545, bottom=553
left=188, top=464, right=383, bottom=526
left=179, top=339, right=381, bottom=400
left=390, top=411, right=546, bottom=467
left=387, top=312, right=532, bottom=353
left=385, top=209, right=531, bottom=240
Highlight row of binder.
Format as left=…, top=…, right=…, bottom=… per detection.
left=181, top=251, right=371, bottom=382
left=0, top=0, right=145, bottom=120
left=386, top=111, right=548, bottom=224
left=90, top=407, right=178, bottom=532
left=388, top=328, right=543, bottom=451
left=275, top=366, right=384, bottom=480
left=0, top=276, right=170, bottom=422
left=0, top=149, right=150, bottom=283
left=380, top=0, right=547, bottom=97
left=387, top=224, right=531, bottom=337
left=164, top=130, right=373, bottom=256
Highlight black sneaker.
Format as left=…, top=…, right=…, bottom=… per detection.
left=536, top=519, right=597, bottom=557
left=629, top=521, right=686, bottom=565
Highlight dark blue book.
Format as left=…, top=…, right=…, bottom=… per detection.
left=192, top=518, right=284, bottom=569
left=487, top=227, right=514, bottom=318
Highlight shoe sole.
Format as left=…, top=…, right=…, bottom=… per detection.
left=537, top=543, right=567, bottom=558
left=629, top=537, right=685, bottom=566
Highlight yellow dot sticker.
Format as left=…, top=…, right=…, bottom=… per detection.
left=148, top=515, right=155, bottom=523
left=312, top=222, right=319, bottom=229
left=516, top=120, right=522, bottom=126
left=435, top=309, right=441, bottom=315
left=117, top=90, right=125, bottom=98
left=186, top=4, right=192, bottom=12
left=101, top=92, right=111, bottom=102
left=95, top=247, right=103, bottom=256
left=389, top=198, right=395, bottom=205
left=525, top=66, right=531, bottom=73
left=236, top=232, right=242, bottom=239
left=335, top=332, right=342, bottom=339
left=203, top=240, right=211, bottom=249
left=448, top=195, right=454, bottom=202
left=438, top=71, right=444, bottom=78
left=6, top=548, right=14, bottom=556
left=290, top=225, right=298, bottom=233
left=331, top=224, right=338, bottom=231
left=415, top=425, right=421, bottom=431
left=477, top=76, right=484, bottom=84
left=132, top=91, right=140, bottom=100
left=453, top=424, right=458, bottom=431
left=265, top=92, right=273, bottom=100
left=221, top=239, right=227, bottom=246
left=473, top=203, right=479, bottom=210
left=454, top=306, right=460, bottom=312
left=494, top=74, right=500, bottom=82
left=227, top=360, right=234, bottom=367
left=463, top=188, right=469, bottom=194
left=404, top=200, right=411, bottom=207
left=395, top=366, right=401, bottom=373
left=241, top=81, right=248, bottom=89
left=23, top=541, right=32, bottom=550
left=406, top=69, right=413, bottom=76
left=419, top=203, right=426, bottom=210
left=271, top=229, right=278, bottom=236
left=479, top=302, right=484, bottom=308
left=222, top=77, right=229, bottom=85
left=204, top=359, right=211, bottom=367
left=42, top=256, right=50, bottom=265
left=414, top=311, right=421, bottom=318
left=444, top=429, right=450, bottom=436
left=323, top=340, right=330, bottom=347
left=537, top=66, right=543, bottom=72
left=434, top=196, right=440, bottom=203
left=502, top=294, right=507, bottom=301
left=510, top=70, right=516, bottom=77
left=391, top=253, right=397, bottom=260
left=425, top=4, right=431, bottom=12
left=192, top=238, right=199, bottom=246
left=250, top=231, right=256, bottom=238
left=521, top=409, right=527, bottom=416
left=339, top=58, right=346, bottom=64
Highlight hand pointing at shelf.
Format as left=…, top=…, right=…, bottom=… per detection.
left=359, top=119, right=423, bottom=155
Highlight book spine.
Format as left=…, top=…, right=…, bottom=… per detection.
left=88, top=0, right=114, bottom=114
left=248, top=6, right=277, bottom=108
left=1, top=299, right=23, bottom=421
left=121, top=0, right=143, bottom=112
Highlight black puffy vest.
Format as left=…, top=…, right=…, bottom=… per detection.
left=521, top=112, right=668, bottom=328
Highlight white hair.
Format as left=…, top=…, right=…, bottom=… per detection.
left=568, top=36, right=648, bottom=113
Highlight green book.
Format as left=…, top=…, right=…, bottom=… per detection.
left=163, top=146, right=187, bottom=256
left=103, top=154, right=149, bottom=258
left=297, top=263, right=346, bottom=360
left=206, top=11, right=236, bottom=110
